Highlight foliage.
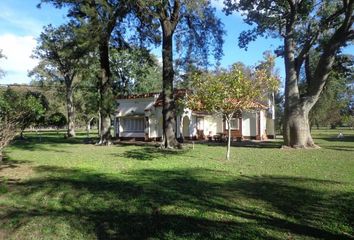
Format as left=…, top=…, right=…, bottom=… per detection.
left=135, top=0, right=225, bottom=67
left=110, top=48, right=162, bottom=95
left=30, top=23, right=88, bottom=85
left=48, top=112, right=67, bottom=129
left=1, top=89, right=47, bottom=130
left=188, top=66, right=276, bottom=114
left=0, top=89, right=46, bottom=157
left=342, top=115, right=354, bottom=128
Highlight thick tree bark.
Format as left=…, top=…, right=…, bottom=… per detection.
left=283, top=34, right=308, bottom=147
left=98, top=41, right=112, bottom=145
left=65, top=83, right=76, bottom=138
left=160, top=15, right=180, bottom=148
left=284, top=105, right=315, bottom=148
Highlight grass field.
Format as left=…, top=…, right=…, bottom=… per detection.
left=0, top=129, right=353, bottom=240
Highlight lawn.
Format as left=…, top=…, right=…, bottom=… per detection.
left=0, top=129, right=353, bottom=240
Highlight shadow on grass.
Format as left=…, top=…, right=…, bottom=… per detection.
left=200, top=140, right=282, bottom=149
left=0, top=158, right=30, bottom=173
left=10, top=134, right=96, bottom=153
left=314, top=135, right=354, bottom=143
left=1, top=165, right=353, bottom=239
left=115, top=147, right=189, bottom=161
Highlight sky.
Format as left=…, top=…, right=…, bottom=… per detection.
left=0, top=0, right=351, bottom=85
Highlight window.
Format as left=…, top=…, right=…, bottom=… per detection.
left=226, top=118, right=239, bottom=130
left=122, top=118, right=144, bottom=132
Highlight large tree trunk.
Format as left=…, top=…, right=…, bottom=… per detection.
left=98, top=41, right=112, bottom=145
left=161, top=22, right=179, bottom=148
left=284, top=105, right=315, bottom=148
left=283, top=35, right=308, bottom=147
left=66, top=84, right=76, bottom=138
left=283, top=34, right=318, bottom=148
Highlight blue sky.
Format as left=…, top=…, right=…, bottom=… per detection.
left=0, top=0, right=351, bottom=85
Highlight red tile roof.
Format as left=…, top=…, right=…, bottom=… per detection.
left=117, top=89, right=268, bottom=110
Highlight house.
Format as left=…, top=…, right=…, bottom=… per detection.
left=114, top=90, right=275, bottom=141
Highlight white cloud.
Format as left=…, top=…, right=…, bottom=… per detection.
left=0, top=34, right=38, bottom=84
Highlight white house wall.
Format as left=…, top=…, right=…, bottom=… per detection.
left=260, top=110, right=267, bottom=138
left=117, top=97, right=156, bottom=117
left=148, top=115, right=158, bottom=138
left=242, top=111, right=257, bottom=137
left=120, top=131, right=145, bottom=138
left=266, top=117, right=275, bottom=137
left=191, top=116, right=197, bottom=137
left=204, top=115, right=223, bottom=135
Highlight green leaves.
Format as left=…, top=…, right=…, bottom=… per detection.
left=187, top=62, right=278, bottom=115
left=0, top=88, right=47, bottom=130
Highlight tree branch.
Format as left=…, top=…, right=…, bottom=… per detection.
left=304, top=0, right=353, bottom=106
left=170, top=0, right=181, bottom=31
left=295, top=24, right=319, bottom=74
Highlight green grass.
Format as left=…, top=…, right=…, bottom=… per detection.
left=0, top=129, right=353, bottom=239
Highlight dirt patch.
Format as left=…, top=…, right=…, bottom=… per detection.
left=0, top=161, right=34, bottom=183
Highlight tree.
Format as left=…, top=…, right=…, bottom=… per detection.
left=48, top=112, right=67, bottom=129
left=135, top=0, right=225, bottom=148
left=224, top=0, right=354, bottom=148
left=187, top=64, right=278, bottom=160
left=2, top=89, right=47, bottom=138
left=31, top=23, right=87, bottom=137
left=39, top=0, right=132, bottom=145
left=0, top=89, right=45, bottom=160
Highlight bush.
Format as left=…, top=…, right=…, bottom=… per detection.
left=48, top=112, right=67, bottom=129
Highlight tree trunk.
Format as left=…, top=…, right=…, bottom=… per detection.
left=284, top=105, right=315, bottom=148
left=161, top=22, right=179, bottom=148
left=98, top=41, right=112, bottom=145
left=226, top=117, right=231, bottom=160
left=66, top=84, right=76, bottom=138
left=283, top=35, right=302, bottom=146
left=20, top=129, right=25, bottom=140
